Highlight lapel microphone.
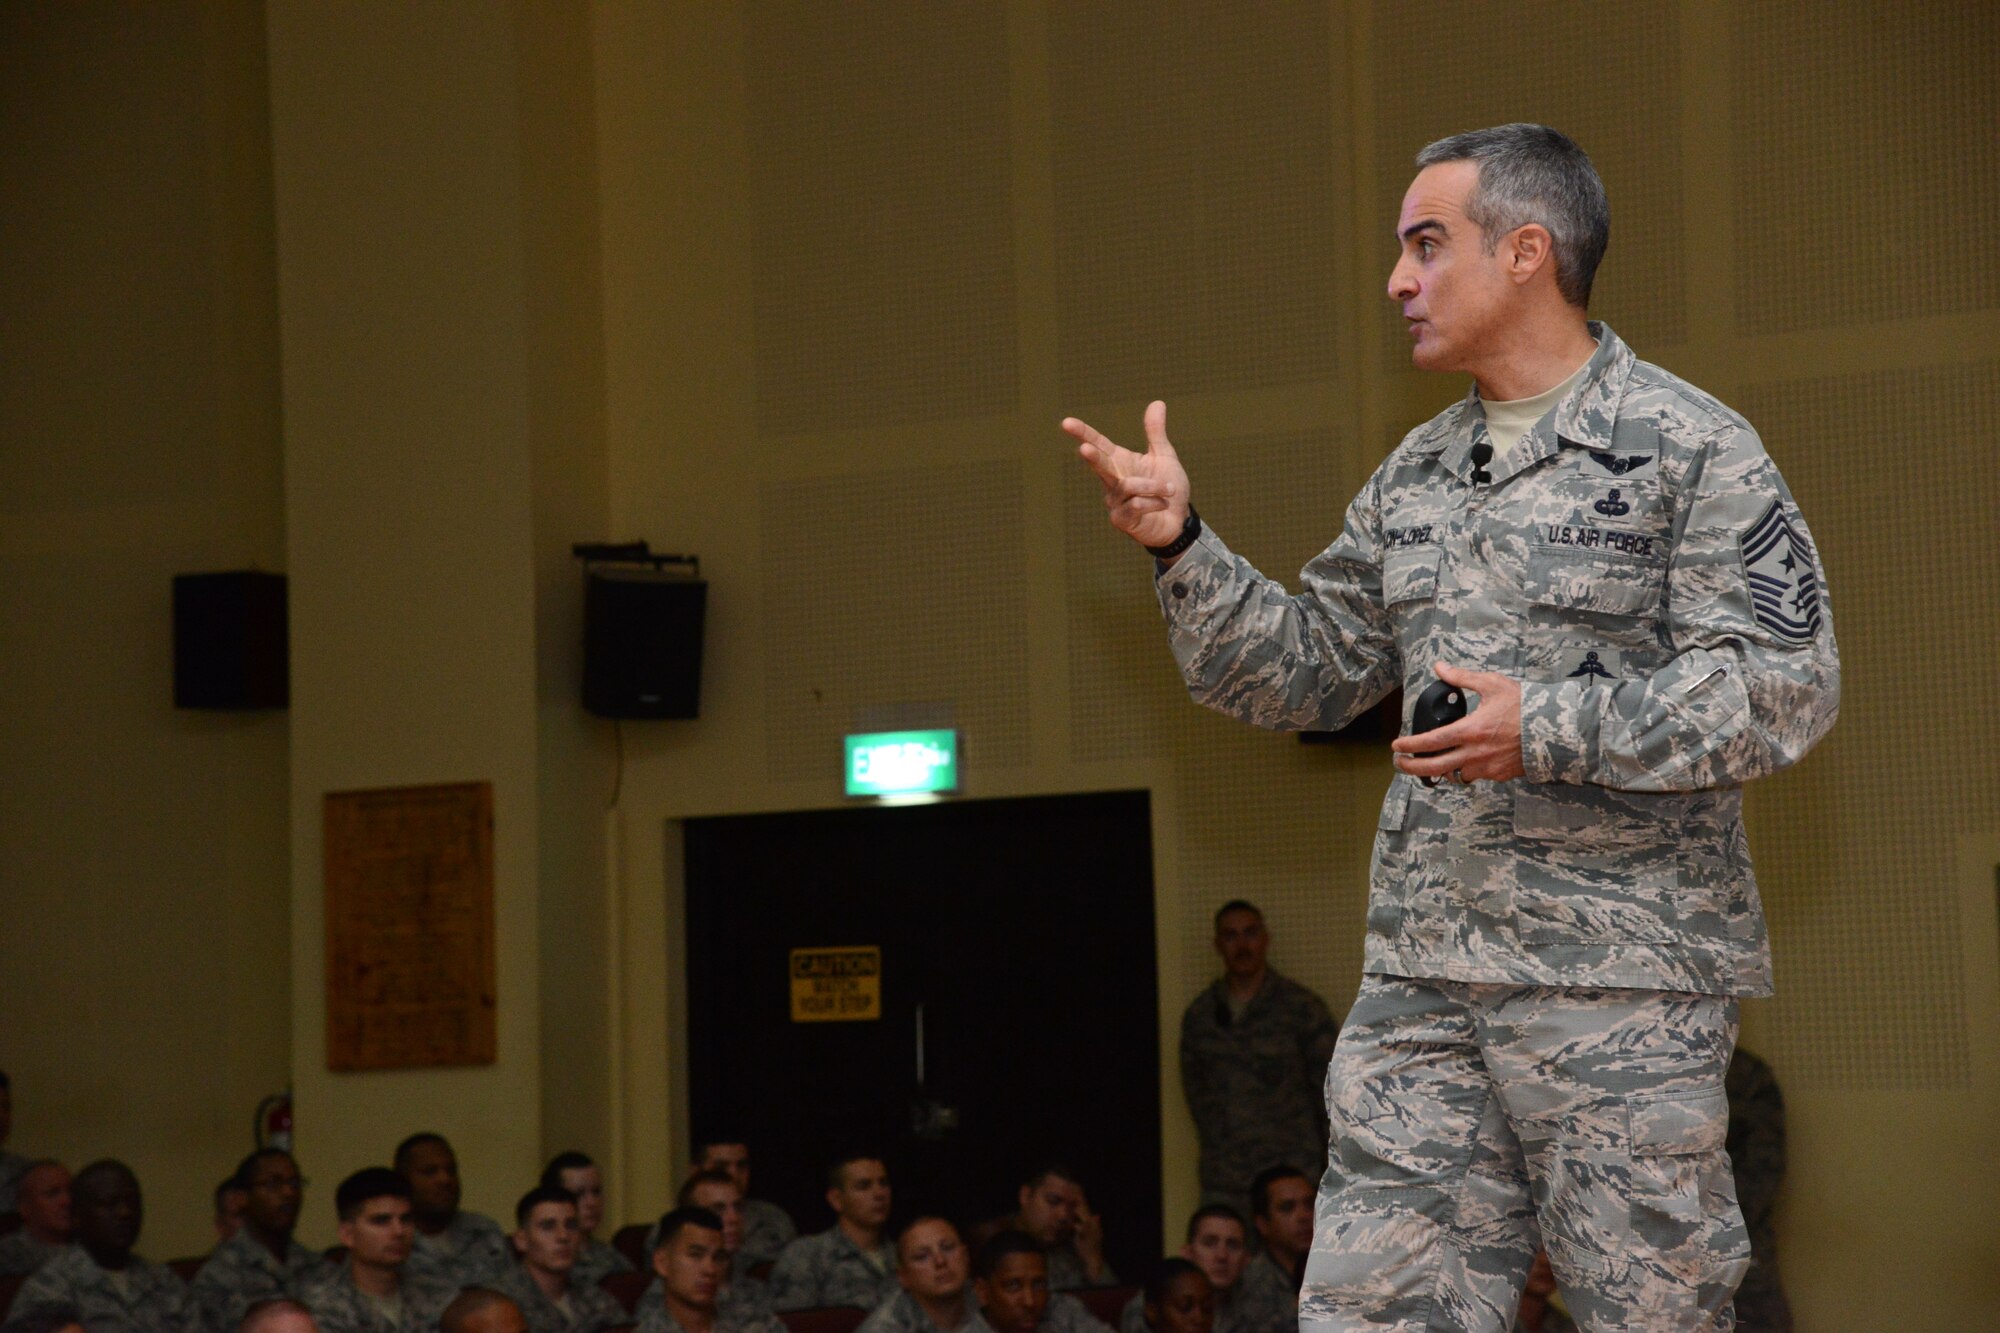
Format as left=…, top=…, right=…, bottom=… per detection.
left=1469, top=441, right=1494, bottom=484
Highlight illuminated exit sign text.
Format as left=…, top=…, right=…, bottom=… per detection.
left=845, top=729, right=959, bottom=798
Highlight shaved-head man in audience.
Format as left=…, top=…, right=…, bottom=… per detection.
left=1119, top=1208, right=1248, bottom=1333
left=192, top=1149, right=330, bottom=1330
left=488, top=1186, right=625, bottom=1333
left=638, top=1168, right=771, bottom=1326
left=981, top=1165, right=1114, bottom=1291
left=688, top=1139, right=795, bottom=1269
left=856, top=1217, right=981, bottom=1333
left=639, top=1207, right=785, bottom=1333
left=974, top=1232, right=1111, bottom=1333
left=239, top=1299, right=321, bottom=1333
left=297, top=1167, right=458, bottom=1332
left=395, top=1134, right=510, bottom=1290
left=11, top=1158, right=200, bottom=1331
left=438, top=1291, right=527, bottom=1333
left=0, top=1160, right=71, bottom=1277
left=537, top=1152, right=632, bottom=1289
left=767, top=1153, right=896, bottom=1312
left=1233, top=1167, right=1310, bottom=1333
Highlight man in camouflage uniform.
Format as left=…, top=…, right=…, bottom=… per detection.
left=638, top=1169, right=773, bottom=1325
left=1179, top=903, right=1340, bottom=1207
left=396, top=1135, right=511, bottom=1291
left=767, top=1154, right=896, bottom=1312
left=972, top=1166, right=1115, bottom=1292
left=11, top=1159, right=200, bottom=1331
left=1234, top=1169, right=1310, bottom=1333
left=690, top=1140, right=796, bottom=1270
left=488, top=1186, right=625, bottom=1333
left=537, top=1154, right=632, bottom=1291
left=298, top=1167, right=458, bottom=1333
left=638, top=1207, right=787, bottom=1333
left=856, top=1217, right=985, bottom=1333
left=1725, top=1047, right=1793, bottom=1332
left=1068, top=122, right=1839, bottom=1331
left=1119, top=1207, right=1250, bottom=1333
left=191, top=1149, right=330, bottom=1330
left=0, top=1160, right=72, bottom=1277
left=972, top=1233, right=1111, bottom=1333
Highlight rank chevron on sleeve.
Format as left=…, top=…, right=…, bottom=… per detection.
left=1741, top=498, right=1821, bottom=643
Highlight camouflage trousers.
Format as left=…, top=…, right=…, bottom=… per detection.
left=1301, top=975, right=1749, bottom=1332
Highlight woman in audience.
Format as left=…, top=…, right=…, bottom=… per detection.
left=1140, top=1259, right=1213, bottom=1333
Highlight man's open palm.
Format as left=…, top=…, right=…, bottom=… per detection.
left=1063, top=400, right=1190, bottom=549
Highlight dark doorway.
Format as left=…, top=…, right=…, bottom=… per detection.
left=684, top=789, right=1161, bottom=1280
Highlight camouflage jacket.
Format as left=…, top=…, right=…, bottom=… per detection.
left=1041, top=1241, right=1115, bottom=1292
left=489, top=1259, right=629, bottom=1333
left=767, top=1226, right=898, bottom=1311
left=1230, top=1253, right=1298, bottom=1333
left=856, top=1288, right=990, bottom=1333
left=189, top=1228, right=332, bottom=1331
left=572, top=1235, right=634, bottom=1288
left=404, top=1209, right=511, bottom=1290
left=637, top=1266, right=774, bottom=1324
left=1157, top=325, right=1839, bottom=997
left=739, top=1197, right=798, bottom=1268
left=1023, top=1292, right=1113, bottom=1333
left=11, top=1244, right=200, bottom=1332
left=1179, top=968, right=1337, bottom=1201
left=635, top=1301, right=789, bottom=1333
left=0, top=1227, right=64, bottom=1277
left=295, top=1260, right=458, bottom=1333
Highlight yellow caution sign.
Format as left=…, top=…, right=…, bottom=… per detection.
left=789, top=946, right=882, bottom=1022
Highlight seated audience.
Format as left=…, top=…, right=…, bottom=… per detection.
left=855, top=1217, right=979, bottom=1333
left=689, top=1139, right=796, bottom=1269
left=0, top=1071, right=31, bottom=1213
left=1727, top=1045, right=1794, bottom=1333
left=639, top=1207, right=784, bottom=1333
left=395, top=1134, right=510, bottom=1290
left=296, top=1166, right=458, bottom=1332
left=1234, top=1167, right=1309, bottom=1333
left=536, top=1153, right=632, bottom=1289
left=215, top=1176, right=249, bottom=1246
left=0, top=1309, right=88, bottom=1333
left=0, top=1161, right=72, bottom=1277
left=638, top=1168, right=770, bottom=1324
left=191, top=1149, right=330, bottom=1330
left=439, top=1291, right=527, bottom=1333
left=489, top=1186, right=624, bottom=1333
left=975, top=1166, right=1114, bottom=1291
left=12, top=1158, right=199, bottom=1330
left=1512, top=1251, right=1576, bottom=1333
left=767, top=1153, right=896, bottom=1312
left=239, top=1300, right=322, bottom=1333
left=1138, top=1260, right=1212, bottom=1333
left=972, top=1232, right=1109, bottom=1333
left=1119, top=1208, right=1246, bottom=1333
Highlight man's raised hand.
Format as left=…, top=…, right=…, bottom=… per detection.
left=1063, top=400, right=1191, bottom=552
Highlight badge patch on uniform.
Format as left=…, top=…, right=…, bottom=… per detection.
left=1586, top=450, right=1657, bottom=479
left=1740, top=498, right=1821, bottom=643
left=1592, top=487, right=1633, bottom=517
left=1557, top=648, right=1620, bottom=680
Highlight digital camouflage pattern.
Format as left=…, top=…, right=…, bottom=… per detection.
left=571, top=1234, right=634, bottom=1288
left=295, top=1260, right=458, bottom=1333
left=1156, top=324, right=1839, bottom=999
left=1180, top=968, right=1339, bottom=1205
left=1042, top=1241, right=1116, bottom=1292
left=189, top=1227, right=332, bottom=1331
left=403, top=1209, right=511, bottom=1290
left=11, top=1244, right=201, bottom=1332
left=1017, top=1292, right=1114, bottom=1333
left=739, top=1197, right=799, bottom=1268
left=1304, top=977, right=1746, bottom=1332
left=856, top=1287, right=991, bottom=1333
left=0, top=1226, right=63, bottom=1277
left=489, top=1259, right=628, bottom=1333
left=767, top=1226, right=899, bottom=1311
left=1725, top=1047, right=1793, bottom=1333
left=1231, top=1252, right=1300, bottom=1333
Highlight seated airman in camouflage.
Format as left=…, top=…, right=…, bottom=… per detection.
left=297, top=1167, right=458, bottom=1333
left=688, top=1140, right=796, bottom=1270
left=1232, top=1168, right=1308, bottom=1333
left=1136, top=1261, right=1213, bottom=1333
left=767, top=1153, right=896, bottom=1312
left=638, top=1168, right=771, bottom=1325
left=1179, top=903, right=1339, bottom=1212
left=395, top=1134, right=511, bottom=1291
left=488, top=1186, right=624, bottom=1333
left=973, top=1166, right=1114, bottom=1292
left=0, top=1160, right=72, bottom=1277
left=191, top=1149, right=330, bottom=1331
left=11, top=1158, right=200, bottom=1332
left=1119, top=1208, right=1248, bottom=1333
left=214, top=1174, right=250, bottom=1247
left=972, top=1232, right=1110, bottom=1333
left=638, top=1207, right=786, bottom=1333
left=438, top=1289, right=527, bottom=1333
left=537, top=1153, right=632, bottom=1290
left=855, top=1218, right=983, bottom=1333
left=239, top=1299, right=323, bottom=1333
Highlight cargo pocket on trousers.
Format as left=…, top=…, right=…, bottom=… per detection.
left=1364, top=778, right=1413, bottom=940
left=1626, top=1085, right=1747, bottom=1307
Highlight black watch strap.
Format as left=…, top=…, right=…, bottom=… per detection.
left=1145, top=505, right=1203, bottom=560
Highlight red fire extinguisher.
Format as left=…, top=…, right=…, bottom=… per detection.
left=255, top=1092, right=293, bottom=1152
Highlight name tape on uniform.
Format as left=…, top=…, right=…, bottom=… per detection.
left=789, top=946, right=882, bottom=1022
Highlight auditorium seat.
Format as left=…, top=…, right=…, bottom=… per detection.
left=611, top=1222, right=650, bottom=1272
left=779, top=1307, right=868, bottom=1333
left=1077, top=1285, right=1137, bottom=1327
left=600, top=1267, right=651, bottom=1313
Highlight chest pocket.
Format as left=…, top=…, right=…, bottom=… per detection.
left=1522, top=544, right=1663, bottom=619
left=1383, top=546, right=1440, bottom=607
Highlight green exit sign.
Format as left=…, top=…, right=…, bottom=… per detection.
left=845, top=730, right=959, bottom=798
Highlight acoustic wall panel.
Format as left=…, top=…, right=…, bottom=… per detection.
left=1732, top=1, right=2000, bottom=333
left=761, top=460, right=1031, bottom=782
left=1049, top=0, right=1342, bottom=404
left=745, top=0, right=1018, bottom=433
left=1737, top=361, right=2000, bottom=1087
left=1370, top=0, right=1687, bottom=368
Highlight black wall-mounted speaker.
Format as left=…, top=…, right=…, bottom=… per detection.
left=583, top=568, right=706, bottom=719
left=173, top=570, right=289, bottom=710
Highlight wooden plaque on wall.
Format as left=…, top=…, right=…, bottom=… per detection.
left=324, top=781, right=496, bottom=1071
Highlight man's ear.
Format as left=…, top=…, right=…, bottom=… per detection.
left=337, top=1219, right=356, bottom=1250
left=512, top=1229, right=527, bottom=1257
left=1508, top=224, right=1556, bottom=285
left=1017, top=1183, right=1034, bottom=1212
left=653, top=1246, right=671, bottom=1280
left=826, top=1184, right=845, bottom=1216
left=1179, top=1240, right=1197, bottom=1262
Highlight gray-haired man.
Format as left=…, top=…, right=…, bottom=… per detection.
left=1068, top=123, right=1838, bottom=1331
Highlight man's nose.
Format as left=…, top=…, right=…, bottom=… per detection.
left=1387, top=258, right=1416, bottom=302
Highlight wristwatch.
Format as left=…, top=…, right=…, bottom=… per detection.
left=1145, top=506, right=1202, bottom=561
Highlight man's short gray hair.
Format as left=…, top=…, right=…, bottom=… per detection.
left=1414, top=124, right=1609, bottom=308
